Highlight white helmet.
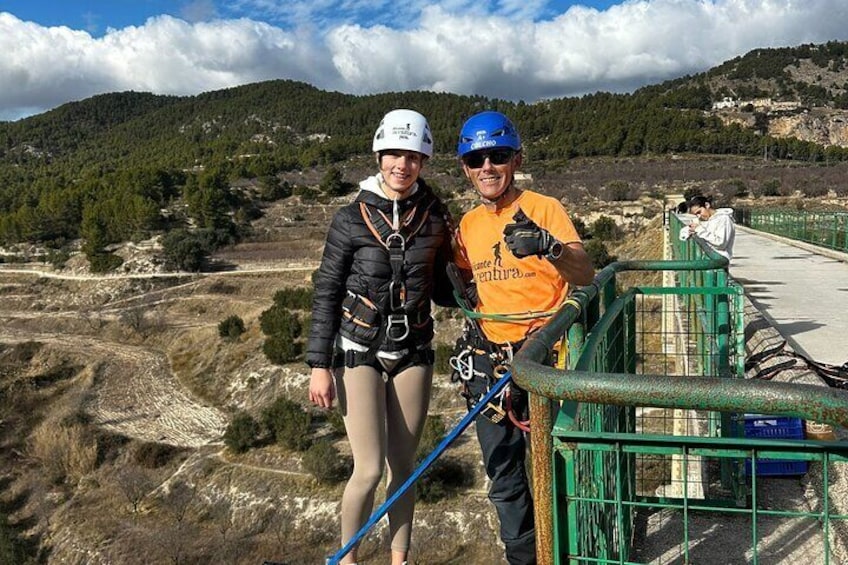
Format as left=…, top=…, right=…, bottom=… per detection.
left=372, top=109, right=434, bottom=158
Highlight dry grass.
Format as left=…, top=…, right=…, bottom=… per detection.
left=30, top=421, right=98, bottom=484
left=611, top=215, right=666, bottom=289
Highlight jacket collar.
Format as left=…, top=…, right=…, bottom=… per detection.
left=355, top=174, right=428, bottom=211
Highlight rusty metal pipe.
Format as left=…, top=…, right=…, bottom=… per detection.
left=514, top=359, right=848, bottom=429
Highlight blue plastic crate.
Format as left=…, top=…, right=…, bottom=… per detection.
left=744, top=415, right=804, bottom=439
left=745, top=458, right=808, bottom=476
left=743, top=414, right=808, bottom=477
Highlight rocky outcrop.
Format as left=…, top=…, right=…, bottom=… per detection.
left=713, top=107, right=848, bottom=147
left=768, top=110, right=848, bottom=147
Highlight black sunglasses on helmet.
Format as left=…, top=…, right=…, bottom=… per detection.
left=462, top=149, right=515, bottom=169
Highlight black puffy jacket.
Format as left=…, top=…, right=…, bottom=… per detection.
left=305, top=178, right=454, bottom=368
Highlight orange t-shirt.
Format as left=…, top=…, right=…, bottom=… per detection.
left=455, top=190, right=582, bottom=343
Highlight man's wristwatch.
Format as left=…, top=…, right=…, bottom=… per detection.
left=545, top=240, right=564, bottom=261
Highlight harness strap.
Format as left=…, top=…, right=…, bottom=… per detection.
left=359, top=196, right=436, bottom=342
left=337, top=347, right=435, bottom=376
left=359, top=200, right=434, bottom=252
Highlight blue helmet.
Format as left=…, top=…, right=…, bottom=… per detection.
left=457, top=111, right=521, bottom=157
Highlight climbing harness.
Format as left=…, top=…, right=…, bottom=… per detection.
left=359, top=194, right=435, bottom=343
left=456, top=336, right=530, bottom=431
left=335, top=346, right=435, bottom=376
left=446, top=263, right=532, bottom=431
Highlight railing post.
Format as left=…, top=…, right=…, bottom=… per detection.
left=530, top=313, right=588, bottom=564
left=530, top=392, right=555, bottom=565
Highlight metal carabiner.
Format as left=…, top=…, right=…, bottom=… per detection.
left=385, top=232, right=405, bottom=251
left=389, top=280, right=407, bottom=311
left=450, top=348, right=486, bottom=381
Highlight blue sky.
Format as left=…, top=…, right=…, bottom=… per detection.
left=2, top=0, right=848, bottom=121
left=2, top=0, right=623, bottom=35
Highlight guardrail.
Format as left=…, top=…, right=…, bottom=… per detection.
left=513, top=212, right=848, bottom=564
left=737, top=209, right=848, bottom=253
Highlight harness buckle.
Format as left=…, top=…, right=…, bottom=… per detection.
left=480, top=401, right=506, bottom=424
left=386, top=314, right=410, bottom=342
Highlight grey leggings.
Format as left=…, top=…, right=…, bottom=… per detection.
left=335, top=360, right=433, bottom=553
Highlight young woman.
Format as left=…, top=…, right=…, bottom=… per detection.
left=306, top=109, right=454, bottom=565
left=686, top=194, right=736, bottom=260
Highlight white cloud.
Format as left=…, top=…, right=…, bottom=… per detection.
left=181, top=0, right=220, bottom=23
left=0, top=12, right=339, bottom=120
left=2, top=1, right=848, bottom=121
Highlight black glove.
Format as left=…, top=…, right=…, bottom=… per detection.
left=446, top=263, right=478, bottom=307
left=503, top=209, right=555, bottom=258
left=464, top=280, right=478, bottom=307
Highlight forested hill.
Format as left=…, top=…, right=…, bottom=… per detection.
left=4, top=40, right=848, bottom=170
left=3, top=40, right=848, bottom=263
left=641, top=40, right=848, bottom=108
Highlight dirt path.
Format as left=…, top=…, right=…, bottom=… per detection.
left=0, top=261, right=323, bottom=449
left=0, top=329, right=227, bottom=447
left=0, top=262, right=319, bottom=280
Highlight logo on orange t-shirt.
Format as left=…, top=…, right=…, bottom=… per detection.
left=455, top=191, right=581, bottom=343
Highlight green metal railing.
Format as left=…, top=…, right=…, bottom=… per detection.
left=513, top=212, right=848, bottom=564
left=738, top=209, right=848, bottom=253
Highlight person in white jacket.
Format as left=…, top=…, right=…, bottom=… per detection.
left=683, top=195, right=736, bottom=260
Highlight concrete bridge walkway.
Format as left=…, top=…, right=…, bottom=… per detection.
left=731, top=226, right=848, bottom=367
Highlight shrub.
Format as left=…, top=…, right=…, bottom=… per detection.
left=293, top=186, right=319, bottom=201
left=115, top=466, right=155, bottom=515
left=754, top=178, right=781, bottom=198
left=571, top=216, right=590, bottom=239
left=434, top=343, right=454, bottom=375
left=259, top=303, right=304, bottom=363
left=416, top=415, right=446, bottom=461
left=218, top=315, right=246, bottom=340
left=302, top=439, right=350, bottom=483
left=263, top=333, right=302, bottom=364
left=322, top=409, right=347, bottom=436
left=47, top=249, right=70, bottom=269
left=416, top=458, right=473, bottom=503
left=604, top=180, right=633, bottom=201
left=319, top=167, right=354, bottom=197
left=30, top=422, right=98, bottom=484
left=0, top=513, right=24, bottom=564
left=591, top=216, right=623, bottom=242
left=224, top=412, right=260, bottom=453
left=161, top=229, right=210, bottom=272
left=725, top=178, right=749, bottom=198
left=133, top=442, right=182, bottom=468
left=87, top=252, right=124, bottom=273
left=208, top=281, right=239, bottom=295
left=271, top=287, right=314, bottom=310
left=258, top=177, right=292, bottom=201
left=259, top=305, right=302, bottom=337
left=262, top=397, right=312, bottom=451
left=447, top=200, right=464, bottom=220
left=801, top=183, right=828, bottom=198
left=585, top=239, right=617, bottom=269
left=2, top=340, right=42, bottom=364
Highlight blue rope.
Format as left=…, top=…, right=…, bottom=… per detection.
left=325, top=367, right=514, bottom=565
